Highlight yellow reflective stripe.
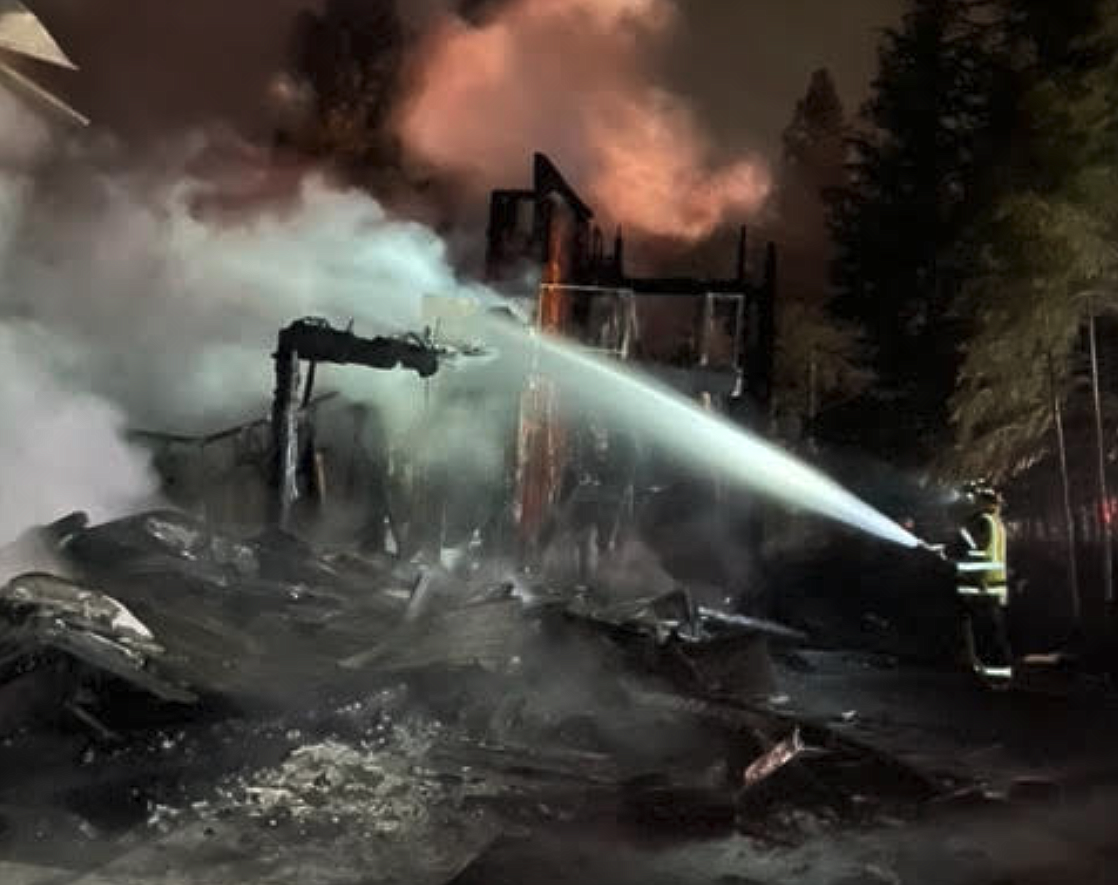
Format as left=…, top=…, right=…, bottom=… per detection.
left=975, top=665, right=1013, bottom=679
left=957, top=561, right=1006, bottom=572
left=958, top=585, right=1008, bottom=606
left=979, top=514, right=1008, bottom=585
left=979, top=514, right=996, bottom=557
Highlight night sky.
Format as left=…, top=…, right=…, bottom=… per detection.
left=27, top=0, right=903, bottom=156
left=668, top=0, right=903, bottom=158
left=28, top=0, right=313, bottom=139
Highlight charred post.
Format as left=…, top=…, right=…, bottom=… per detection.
left=270, top=318, right=441, bottom=530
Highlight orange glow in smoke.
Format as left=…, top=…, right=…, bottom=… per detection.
left=589, top=93, right=771, bottom=241
left=395, top=0, right=771, bottom=242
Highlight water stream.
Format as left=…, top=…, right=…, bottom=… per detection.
left=479, top=318, right=920, bottom=549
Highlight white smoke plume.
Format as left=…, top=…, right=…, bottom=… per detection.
left=0, top=88, right=499, bottom=546
left=0, top=322, right=159, bottom=544
left=0, top=90, right=159, bottom=548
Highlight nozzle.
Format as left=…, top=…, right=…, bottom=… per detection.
left=917, top=539, right=947, bottom=559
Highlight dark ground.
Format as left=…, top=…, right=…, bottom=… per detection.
left=2, top=647, right=1117, bottom=885
left=449, top=651, right=1118, bottom=885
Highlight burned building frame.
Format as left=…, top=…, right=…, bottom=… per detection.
left=487, top=153, right=778, bottom=557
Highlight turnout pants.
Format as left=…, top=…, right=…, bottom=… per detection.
left=958, top=585, right=1012, bottom=674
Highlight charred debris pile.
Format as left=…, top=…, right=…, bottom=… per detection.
left=0, top=506, right=950, bottom=875
left=0, top=294, right=962, bottom=878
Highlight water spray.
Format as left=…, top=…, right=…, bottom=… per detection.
left=479, top=317, right=921, bottom=550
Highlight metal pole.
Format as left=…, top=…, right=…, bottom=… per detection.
left=807, top=351, right=818, bottom=447
left=1049, top=349, right=1082, bottom=622
left=1088, top=304, right=1115, bottom=606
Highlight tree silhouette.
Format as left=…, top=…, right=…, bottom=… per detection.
left=951, top=0, right=1118, bottom=477
left=828, top=0, right=1007, bottom=463
left=281, top=0, right=405, bottom=176
left=772, top=69, right=870, bottom=440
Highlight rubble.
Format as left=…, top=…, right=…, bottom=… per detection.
left=216, top=733, right=443, bottom=834
left=742, top=729, right=808, bottom=789
left=0, top=571, right=196, bottom=729
left=0, top=506, right=994, bottom=885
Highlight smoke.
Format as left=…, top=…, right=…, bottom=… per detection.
left=0, top=56, right=905, bottom=555
left=0, top=130, right=497, bottom=431
left=0, top=92, right=156, bottom=548
left=0, top=85, right=505, bottom=546
left=0, top=323, right=160, bottom=545
left=29, top=0, right=772, bottom=246
left=394, top=0, right=771, bottom=242
left=0, top=91, right=156, bottom=548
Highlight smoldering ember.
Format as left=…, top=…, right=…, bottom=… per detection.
left=4, top=3, right=1118, bottom=885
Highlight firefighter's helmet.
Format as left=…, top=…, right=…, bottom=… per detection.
left=961, top=479, right=1002, bottom=509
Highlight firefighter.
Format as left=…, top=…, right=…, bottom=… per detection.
left=953, top=480, right=1013, bottom=684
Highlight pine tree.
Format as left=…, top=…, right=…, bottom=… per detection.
left=772, top=69, right=870, bottom=439
left=950, top=0, right=1118, bottom=477
left=828, top=0, right=1007, bottom=463
left=1002, top=0, right=1102, bottom=68
left=781, top=68, right=848, bottom=243
left=282, top=0, right=405, bottom=173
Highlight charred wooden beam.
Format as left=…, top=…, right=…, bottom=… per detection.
left=270, top=318, right=441, bottom=530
